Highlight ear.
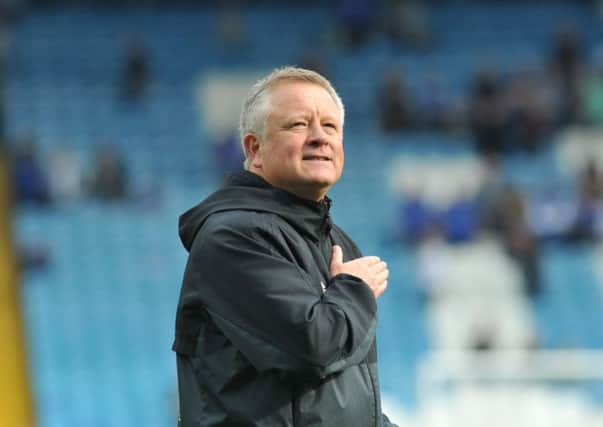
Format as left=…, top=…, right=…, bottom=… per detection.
left=243, top=133, right=263, bottom=170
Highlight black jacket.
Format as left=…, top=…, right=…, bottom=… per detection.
left=173, top=171, right=396, bottom=427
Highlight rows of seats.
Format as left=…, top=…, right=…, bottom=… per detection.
left=535, top=245, right=603, bottom=349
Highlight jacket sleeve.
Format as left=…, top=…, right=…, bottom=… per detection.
left=182, top=213, right=377, bottom=378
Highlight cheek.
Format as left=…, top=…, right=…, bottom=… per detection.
left=334, top=142, right=344, bottom=167
left=281, top=141, right=304, bottom=164
left=265, top=142, right=299, bottom=170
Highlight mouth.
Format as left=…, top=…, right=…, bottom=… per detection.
left=302, top=155, right=332, bottom=161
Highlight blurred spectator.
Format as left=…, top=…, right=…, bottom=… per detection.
left=549, top=28, right=584, bottom=125
left=442, top=191, right=479, bottom=244
left=18, top=241, right=51, bottom=273
left=397, top=190, right=434, bottom=243
left=87, top=143, right=128, bottom=201
left=383, top=0, right=431, bottom=50
left=11, top=136, right=50, bottom=206
left=565, top=160, right=603, bottom=242
left=47, top=145, right=83, bottom=203
left=579, top=160, right=603, bottom=204
left=469, top=69, right=507, bottom=156
left=581, top=44, right=603, bottom=126
left=415, top=73, right=459, bottom=130
left=505, top=212, right=541, bottom=297
left=476, top=157, right=541, bottom=295
left=399, top=188, right=479, bottom=245
left=335, top=0, right=374, bottom=48
left=377, top=67, right=415, bottom=132
left=488, top=184, right=541, bottom=297
left=477, top=154, right=507, bottom=230
left=504, top=70, right=557, bottom=153
left=119, top=34, right=150, bottom=102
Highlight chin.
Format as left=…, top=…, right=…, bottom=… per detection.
left=306, top=170, right=340, bottom=185
left=307, top=177, right=336, bottom=188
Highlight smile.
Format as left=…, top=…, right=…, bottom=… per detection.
left=302, top=156, right=331, bottom=161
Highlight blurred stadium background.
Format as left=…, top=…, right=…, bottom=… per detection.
left=2, top=0, right=603, bottom=426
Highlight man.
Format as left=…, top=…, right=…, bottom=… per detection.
left=173, top=66, right=396, bottom=426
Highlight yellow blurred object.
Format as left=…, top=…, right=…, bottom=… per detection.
left=0, top=152, right=35, bottom=427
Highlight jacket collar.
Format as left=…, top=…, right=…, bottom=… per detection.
left=179, top=171, right=333, bottom=250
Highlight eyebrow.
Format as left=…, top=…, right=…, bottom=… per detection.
left=272, top=106, right=342, bottom=125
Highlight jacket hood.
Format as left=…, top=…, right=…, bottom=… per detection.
left=179, top=171, right=333, bottom=251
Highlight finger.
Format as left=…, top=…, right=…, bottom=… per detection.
left=377, top=280, right=388, bottom=297
left=373, top=281, right=387, bottom=299
left=331, top=245, right=343, bottom=264
left=330, top=245, right=343, bottom=275
left=369, top=264, right=388, bottom=281
left=362, top=256, right=382, bottom=266
left=371, top=261, right=388, bottom=273
left=375, top=269, right=389, bottom=284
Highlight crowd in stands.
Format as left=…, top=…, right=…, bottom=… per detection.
left=468, top=28, right=587, bottom=156
left=372, top=13, right=603, bottom=301
left=9, top=137, right=130, bottom=206
left=376, top=27, right=603, bottom=147
left=396, top=147, right=603, bottom=295
left=7, top=32, right=153, bottom=208
left=336, top=0, right=431, bottom=50
left=6, top=137, right=138, bottom=272
left=4, top=1, right=603, bottom=296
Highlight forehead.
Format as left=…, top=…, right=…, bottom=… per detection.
left=266, top=81, right=341, bottom=117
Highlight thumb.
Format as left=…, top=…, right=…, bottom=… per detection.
left=330, top=245, right=343, bottom=276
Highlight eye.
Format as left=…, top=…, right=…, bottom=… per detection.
left=290, top=121, right=307, bottom=128
left=323, top=123, right=338, bottom=131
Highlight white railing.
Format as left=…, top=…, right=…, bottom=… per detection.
left=416, top=350, right=603, bottom=427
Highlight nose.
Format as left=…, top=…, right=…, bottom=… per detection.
left=307, top=121, right=329, bottom=147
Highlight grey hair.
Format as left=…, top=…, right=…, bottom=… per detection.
left=239, top=66, right=345, bottom=169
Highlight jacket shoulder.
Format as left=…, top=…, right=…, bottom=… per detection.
left=200, top=209, right=279, bottom=242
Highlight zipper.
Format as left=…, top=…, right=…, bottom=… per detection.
left=366, top=365, right=379, bottom=427
left=291, top=386, right=298, bottom=427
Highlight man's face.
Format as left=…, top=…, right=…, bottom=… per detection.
left=248, top=81, right=344, bottom=201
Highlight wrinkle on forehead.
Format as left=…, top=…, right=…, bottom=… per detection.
left=266, top=81, right=343, bottom=123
